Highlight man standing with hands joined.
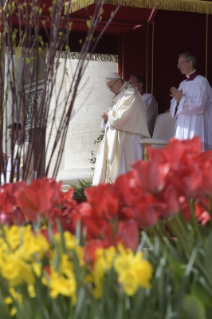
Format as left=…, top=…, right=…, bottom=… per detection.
left=170, top=52, right=212, bottom=150
left=93, top=72, right=150, bottom=185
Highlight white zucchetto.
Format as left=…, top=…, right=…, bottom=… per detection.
left=106, top=72, right=121, bottom=79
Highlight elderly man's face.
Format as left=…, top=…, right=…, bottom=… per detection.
left=106, top=78, right=121, bottom=94
left=177, top=55, right=193, bottom=75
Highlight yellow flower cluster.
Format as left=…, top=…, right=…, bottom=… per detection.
left=0, top=225, right=80, bottom=314
left=90, top=245, right=153, bottom=298
left=0, top=225, right=49, bottom=287
left=114, top=245, right=153, bottom=296
left=0, top=225, right=153, bottom=316
left=88, top=246, right=116, bottom=298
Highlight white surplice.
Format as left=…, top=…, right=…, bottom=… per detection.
left=170, top=74, right=212, bottom=150
left=6, top=142, right=34, bottom=184
left=93, top=82, right=150, bottom=185
left=141, top=93, right=158, bottom=136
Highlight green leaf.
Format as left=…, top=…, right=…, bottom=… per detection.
left=192, top=282, right=212, bottom=308
left=70, top=179, right=92, bottom=199
left=179, top=295, right=206, bottom=319
left=56, top=219, right=66, bottom=253
left=74, top=287, right=87, bottom=319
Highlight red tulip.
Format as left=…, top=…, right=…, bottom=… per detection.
left=148, top=137, right=202, bottom=165
left=71, top=202, right=107, bottom=240
left=132, top=160, right=169, bottom=194
left=84, top=183, right=118, bottom=220
left=195, top=198, right=211, bottom=225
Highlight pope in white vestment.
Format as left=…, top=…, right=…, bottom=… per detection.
left=92, top=73, right=150, bottom=185
left=170, top=52, right=212, bottom=150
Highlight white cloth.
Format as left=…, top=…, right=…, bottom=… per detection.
left=6, top=142, right=34, bottom=184
left=93, top=82, right=150, bottom=185
left=142, top=93, right=158, bottom=136
left=170, top=75, right=212, bottom=150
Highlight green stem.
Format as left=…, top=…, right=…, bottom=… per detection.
left=167, top=218, right=191, bottom=257
left=189, top=200, right=204, bottom=245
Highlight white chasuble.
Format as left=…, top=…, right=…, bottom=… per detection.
left=170, top=75, right=212, bottom=150
left=93, top=83, right=150, bottom=185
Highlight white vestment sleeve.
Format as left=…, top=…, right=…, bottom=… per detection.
left=100, top=119, right=106, bottom=129
left=176, top=78, right=208, bottom=115
left=170, top=98, right=178, bottom=118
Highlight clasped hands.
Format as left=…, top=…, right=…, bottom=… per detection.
left=102, top=111, right=108, bottom=123
left=170, top=87, right=183, bottom=103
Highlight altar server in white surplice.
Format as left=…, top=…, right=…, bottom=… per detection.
left=170, top=52, right=212, bottom=150
left=129, top=75, right=158, bottom=136
left=5, top=122, right=34, bottom=184
left=92, top=72, right=150, bottom=185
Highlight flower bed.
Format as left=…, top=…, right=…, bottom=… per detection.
left=0, top=136, right=212, bottom=318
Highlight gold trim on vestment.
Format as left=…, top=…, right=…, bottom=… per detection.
left=144, top=144, right=148, bottom=161
left=64, top=0, right=212, bottom=15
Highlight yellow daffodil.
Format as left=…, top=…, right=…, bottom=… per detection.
left=54, top=231, right=78, bottom=251
left=17, top=230, right=50, bottom=261
left=75, top=246, right=84, bottom=266
left=114, top=245, right=153, bottom=296
left=28, top=284, right=36, bottom=298
left=49, top=270, right=76, bottom=300
left=1, top=255, right=35, bottom=287
left=4, top=225, right=21, bottom=250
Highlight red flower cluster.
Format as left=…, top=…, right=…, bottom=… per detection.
left=0, top=177, right=77, bottom=228
left=0, top=137, right=211, bottom=258
left=71, top=137, right=212, bottom=253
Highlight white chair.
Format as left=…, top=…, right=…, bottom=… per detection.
left=140, top=112, right=176, bottom=151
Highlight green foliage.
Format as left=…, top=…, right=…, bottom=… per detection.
left=139, top=205, right=212, bottom=319
left=94, top=132, right=105, bottom=145
left=89, top=131, right=105, bottom=170
left=70, top=179, right=92, bottom=199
